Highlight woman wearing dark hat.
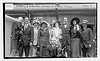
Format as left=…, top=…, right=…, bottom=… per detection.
left=70, top=17, right=81, bottom=58
left=37, top=21, right=52, bottom=57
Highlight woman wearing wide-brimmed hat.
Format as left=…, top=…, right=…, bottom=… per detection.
left=70, top=17, right=81, bottom=58
left=37, top=21, right=53, bottom=57
left=29, top=20, right=40, bottom=57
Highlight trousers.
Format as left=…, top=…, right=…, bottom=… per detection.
left=23, top=45, right=30, bottom=57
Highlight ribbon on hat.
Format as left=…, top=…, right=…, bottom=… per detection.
left=82, top=20, right=88, bottom=24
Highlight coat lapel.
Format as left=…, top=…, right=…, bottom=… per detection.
left=81, top=29, right=87, bottom=37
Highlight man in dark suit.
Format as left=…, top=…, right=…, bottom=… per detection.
left=22, top=17, right=32, bottom=57
left=81, top=20, right=96, bottom=57
left=60, top=17, right=71, bottom=57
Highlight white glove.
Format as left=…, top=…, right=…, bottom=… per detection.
left=65, top=52, right=68, bottom=57
left=19, top=39, right=21, bottom=42
left=89, top=44, right=91, bottom=48
left=30, top=42, right=33, bottom=46
left=37, top=45, right=39, bottom=47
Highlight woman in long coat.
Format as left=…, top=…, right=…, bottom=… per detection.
left=50, top=21, right=62, bottom=57
left=37, top=21, right=52, bottom=57
left=70, top=17, right=81, bottom=58
left=29, top=20, right=40, bottom=57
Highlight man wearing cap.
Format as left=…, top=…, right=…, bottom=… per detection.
left=60, top=17, right=71, bottom=57
left=81, top=20, right=95, bottom=57
left=22, top=17, right=32, bottom=57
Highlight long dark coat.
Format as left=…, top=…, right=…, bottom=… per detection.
left=22, top=25, right=31, bottom=46
left=81, top=28, right=96, bottom=57
left=60, top=24, right=71, bottom=48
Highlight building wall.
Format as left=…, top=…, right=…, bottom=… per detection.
left=5, top=20, right=12, bottom=57
left=5, top=15, right=19, bottom=57
left=43, top=15, right=96, bottom=24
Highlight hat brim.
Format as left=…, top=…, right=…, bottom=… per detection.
left=40, top=22, right=48, bottom=27
left=70, top=17, right=80, bottom=25
left=82, top=22, right=88, bottom=24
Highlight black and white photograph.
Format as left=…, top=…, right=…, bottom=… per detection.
left=3, top=2, right=97, bottom=59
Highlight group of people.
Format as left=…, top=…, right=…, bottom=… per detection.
left=14, top=17, right=96, bottom=58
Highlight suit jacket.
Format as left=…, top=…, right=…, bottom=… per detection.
left=60, top=24, right=71, bottom=47
left=81, top=28, right=94, bottom=47
left=22, top=25, right=32, bottom=46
